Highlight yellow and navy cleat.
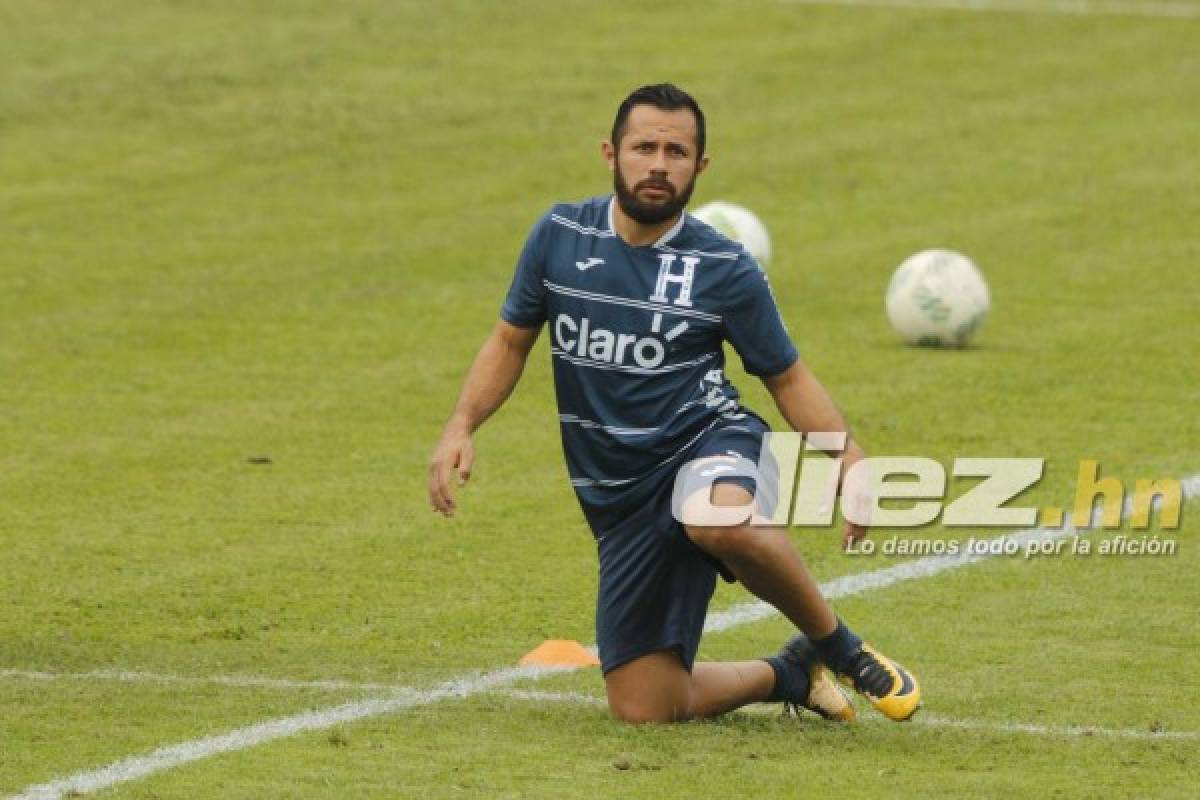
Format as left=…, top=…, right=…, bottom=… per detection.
left=835, top=643, right=921, bottom=721
left=778, top=635, right=857, bottom=722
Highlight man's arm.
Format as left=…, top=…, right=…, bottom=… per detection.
left=428, top=319, right=540, bottom=517
left=762, top=359, right=869, bottom=549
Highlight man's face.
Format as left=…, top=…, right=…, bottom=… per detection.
left=605, top=105, right=709, bottom=226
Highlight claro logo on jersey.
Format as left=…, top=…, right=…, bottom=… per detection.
left=554, top=315, right=664, bottom=368
left=554, top=312, right=690, bottom=369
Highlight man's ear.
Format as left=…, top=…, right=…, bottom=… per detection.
left=601, top=140, right=616, bottom=173
left=696, top=153, right=711, bottom=175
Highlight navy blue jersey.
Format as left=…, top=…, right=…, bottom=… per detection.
left=501, top=195, right=798, bottom=518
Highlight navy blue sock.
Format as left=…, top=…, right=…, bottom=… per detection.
left=763, top=655, right=811, bottom=703
left=812, top=619, right=863, bottom=674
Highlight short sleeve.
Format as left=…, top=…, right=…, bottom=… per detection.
left=722, top=254, right=799, bottom=378
left=500, top=212, right=552, bottom=328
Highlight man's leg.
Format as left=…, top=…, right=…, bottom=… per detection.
left=593, top=482, right=854, bottom=725
left=602, top=649, right=780, bottom=723
left=683, top=482, right=838, bottom=637
left=684, top=481, right=921, bottom=721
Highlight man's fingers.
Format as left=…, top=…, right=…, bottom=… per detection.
left=457, top=445, right=474, bottom=486
left=426, top=463, right=442, bottom=511
left=439, top=459, right=457, bottom=514
left=843, top=521, right=868, bottom=551
left=428, top=433, right=473, bottom=517
left=427, top=469, right=448, bottom=514
left=427, top=458, right=457, bottom=516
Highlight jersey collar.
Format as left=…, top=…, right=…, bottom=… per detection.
left=606, top=195, right=686, bottom=248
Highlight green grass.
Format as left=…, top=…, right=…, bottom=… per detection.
left=1, top=0, right=1198, bottom=797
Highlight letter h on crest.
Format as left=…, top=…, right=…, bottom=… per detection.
left=649, top=254, right=698, bottom=307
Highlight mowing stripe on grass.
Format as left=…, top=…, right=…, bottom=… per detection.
left=0, top=668, right=412, bottom=694
left=781, top=0, right=1200, bottom=19
left=493, top=688, right=1200, bottom=741
left=10, top=473, right=1198, bottom=800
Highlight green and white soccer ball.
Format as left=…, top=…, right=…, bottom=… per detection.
left=886, top=249, right=990, bottom=347
left=691, top=201, right=772, bottom=266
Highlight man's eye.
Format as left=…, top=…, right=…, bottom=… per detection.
left=667, top=145, right=687, bottom=157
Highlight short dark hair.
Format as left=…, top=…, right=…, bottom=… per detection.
left=611, top=83, right=706, bottom=158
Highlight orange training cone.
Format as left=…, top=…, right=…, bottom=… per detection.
left=518, top=639, right=601, bottom=668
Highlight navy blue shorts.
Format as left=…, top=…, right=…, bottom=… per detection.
left=587, top=414, right=775, bottom=675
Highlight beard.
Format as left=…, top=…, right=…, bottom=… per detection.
left=613, top=160, right=697, bottom=226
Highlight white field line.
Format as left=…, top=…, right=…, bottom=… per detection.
left=7, top=665, right=571, bottom=800
left=493, top=688, right=1200, bottom=741
left=780, top=0, right=1200, bottom=19
left=708, top=473, right=1200, bottom=633
left=704, top=523, right=1048, bottom=632
left=910, top=712, right=1200, bottom=740
left=10, top=473, right=1198, bottom=800
left=498, top=688, right=607, bottom=707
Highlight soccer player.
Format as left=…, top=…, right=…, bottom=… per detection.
left=428, top=84, right=920, bottom=724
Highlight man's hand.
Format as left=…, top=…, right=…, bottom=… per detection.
left=840, top=438, right=870, bottom=550
left=424, top=320, right=539, bottom=519
left=843, top=519, right=868, bottom=550
left=428, top=420, right=474, bottom=517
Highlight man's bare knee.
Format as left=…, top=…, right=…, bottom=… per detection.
left=681, top=479, right=768, bottom=561
left=603, top=650, right=692, bottom=724
left=606, top=693, right=682, bottom=724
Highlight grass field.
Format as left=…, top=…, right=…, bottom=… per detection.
left=2, top=1, right=1198, bottom=797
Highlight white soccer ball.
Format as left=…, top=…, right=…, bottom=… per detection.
left=885, top=249, right=990, bottom=347
left=691, top=201, right=772, bottom=266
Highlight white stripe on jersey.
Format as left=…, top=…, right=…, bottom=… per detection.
left=557, top=392, right=734, bottom=441
left=549, top=215, right=617, bottom=238
left=554, top=200, right=738, bottom=256
left=551, top=347, right=717, bottom=375
left=656, top=243, right=740, bottom=261
left=543, top=281, right=722, bottom=323
left=569, top=417, right=722, bottom=487
left=558, top=414, right=660, bottom=436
